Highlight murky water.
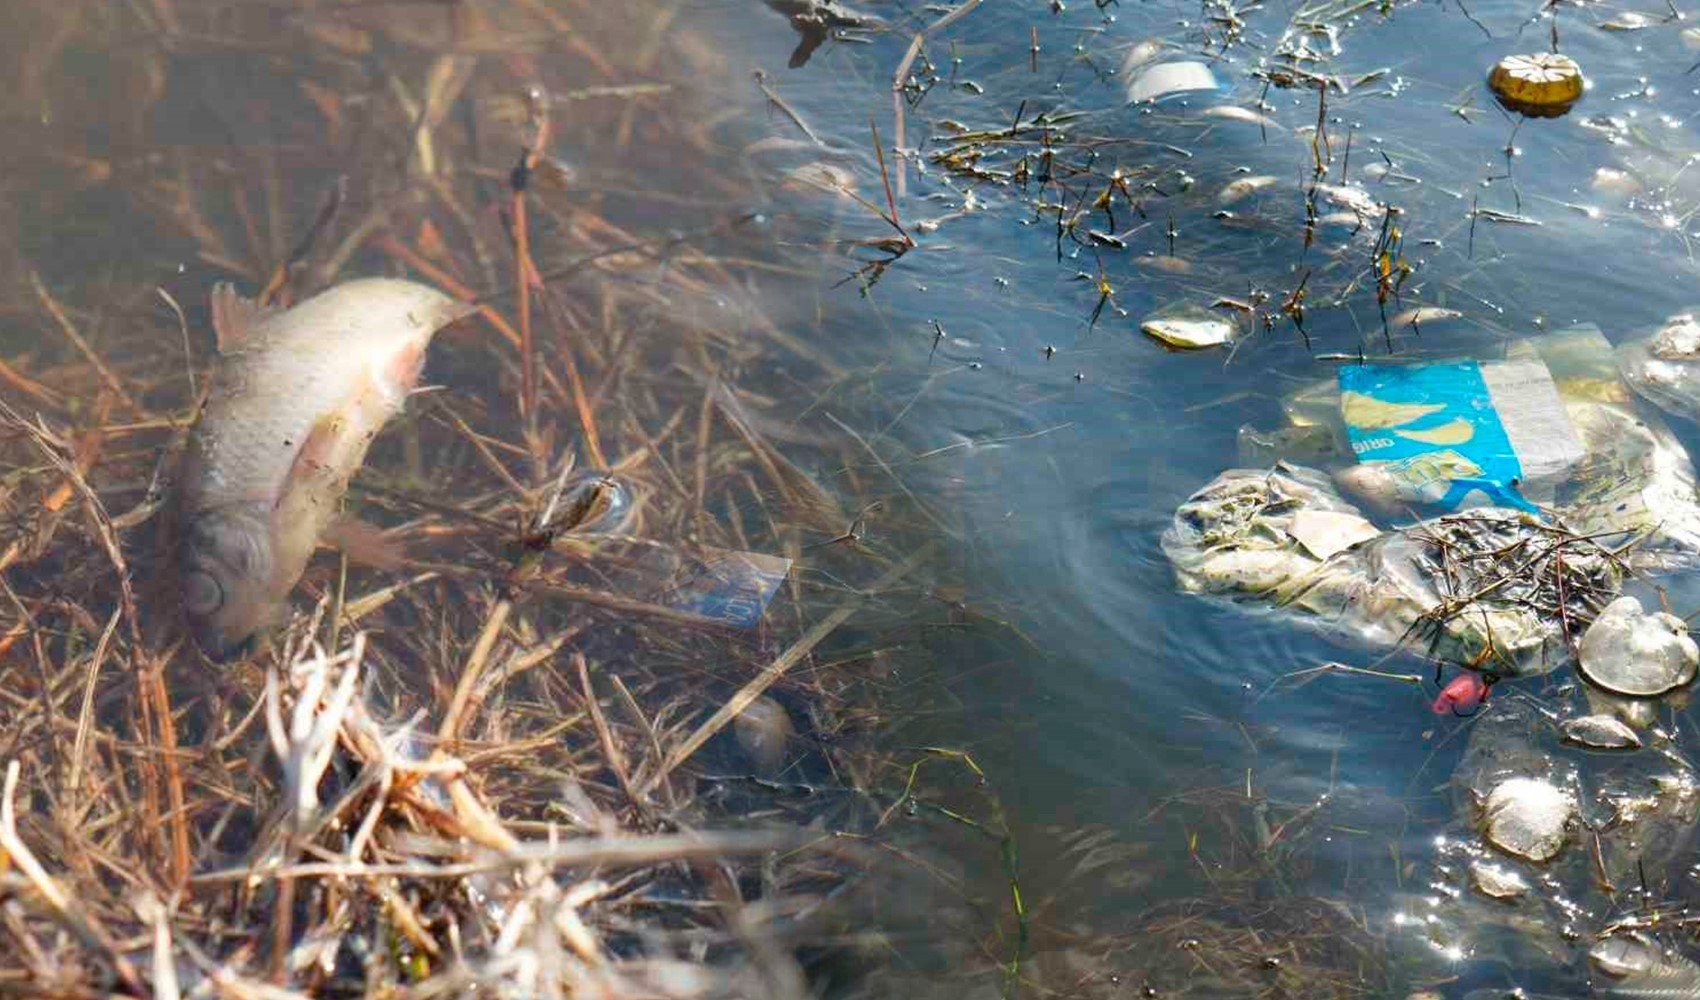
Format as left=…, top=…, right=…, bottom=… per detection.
left=8, top=0, right=1700, bottom=995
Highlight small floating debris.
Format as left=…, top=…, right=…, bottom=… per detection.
left=1126, top=61, right=1219, bottom=105
left=1600, top=10, right=1662, bottom=30
left=1118, top=38, right=1165, bottom=77
left=1590, top=933, right=1700, bottom=995
left=1218, top=174, right=1278, bottom=205
left=781, top=161, right=856, bottom=196
left=1316, top=183, right=1381, bottom=215
left=1133, top=254, right=1192, bottom=274
left=1560, top=713, right=1643, bottom=750
left=1202, top=105, right=1279, bottom=128
left=1141, top=306, right=1236, bottom=349
left=1488, top=52, right=1585, bottom=118
left=1314, top=211, right=1366, bottom=229
left=1473, top=207, right=1542, bottom=226
left=1388, top=306, right=1463, bottom=328
left=1286, top=509, right=1380, bottom=560
left=1593, top=933, right=1663, bottom=976
left=1577, top=596, right=1699, bottom=699
left=733, top=695, right=795, bottom=776
left=1433, top=672, right=1489, bottom=715
left=1482, top=776, right=1574, bottom=862
left=1591, top=167, right=1641, bottom=197
left=1617, top=311, right=1700, bottom=421
left=1469, top=859, right=1529, bottom=900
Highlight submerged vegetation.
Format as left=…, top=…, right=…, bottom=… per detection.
left=0, top=0, right=1000, bottom=994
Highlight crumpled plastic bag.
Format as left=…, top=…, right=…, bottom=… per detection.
left=1617, top=308, right=1700, bottom=423
left=1240, top=326, right=1700, bottom=570
left=1163, top=465, right=1622, bottom=674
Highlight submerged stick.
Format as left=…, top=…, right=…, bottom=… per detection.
left=192, top=828, right=803, bottom=884
left=29, top=271, right=143, bottom=417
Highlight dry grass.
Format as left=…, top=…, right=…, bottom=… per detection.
left=0, top=0, right=958, bottom=995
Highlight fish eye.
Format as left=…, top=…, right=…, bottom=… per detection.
left=184, top=569, right=224, bottom=616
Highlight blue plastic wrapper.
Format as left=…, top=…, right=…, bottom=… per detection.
left=1338, top=355, right=1584, bottom=513
left=655, top=548, right=791, bottom=628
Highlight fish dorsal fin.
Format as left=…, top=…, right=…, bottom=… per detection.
left=209, top=282, right=279, bottom=353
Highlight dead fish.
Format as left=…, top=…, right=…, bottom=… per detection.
left=175, top=278, right=471, bottom=658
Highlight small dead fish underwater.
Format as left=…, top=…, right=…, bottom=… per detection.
left=174, top=278, right=470, bottom=659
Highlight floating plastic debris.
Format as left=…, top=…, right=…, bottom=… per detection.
left=1488, top=53, right=1585, bottom=118
left=1481, top=776, right=1574, bottom=862
left=1315, top=183, right=1381, bottom=216
left=1163, top=467, right=1616, bottom=674
left=1592, top=167, right=1641, bottom=197
left=656, top=547, right=793, bottom=629
left=1560, top=713, right=1643, bottom=749
left=1337, top=355, right=1584, bottom=512
left=1468, top=860, right=1529, bottom=900
left=1387, top=306, right=1463, bottom=328
left=1591, top=933, right=1700, bottom=996
left=781, top=160, right=857, bottom=197
left=1617, top=309, right=1700, bottom=421
left=1433, top=672, right=1489, bottom=715
left=1140, top=307, right=1236, bottom=349
left=1236, top=423, right=1347, bottom=468
left=1201, top=105, right=1279, bottom=128
left=1577, top=596, right=1699, bottom=698
left=1218, top=174, right=1279, bottom=205
left=1600, top=10, right=1661, bottom=30
left=1285, top=509, right=1379, bottom=560
left=1118, top=38, right=1165, bottom=77
left=1125, top=61, right=1219, bottom=105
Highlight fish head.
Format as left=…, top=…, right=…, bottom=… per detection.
left=180, top=505, right=280, bottom=659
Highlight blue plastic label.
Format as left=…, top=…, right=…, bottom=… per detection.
left=657, top=549, right=791, bottom=628
left=1338, top=361, right=1537, bottom=512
